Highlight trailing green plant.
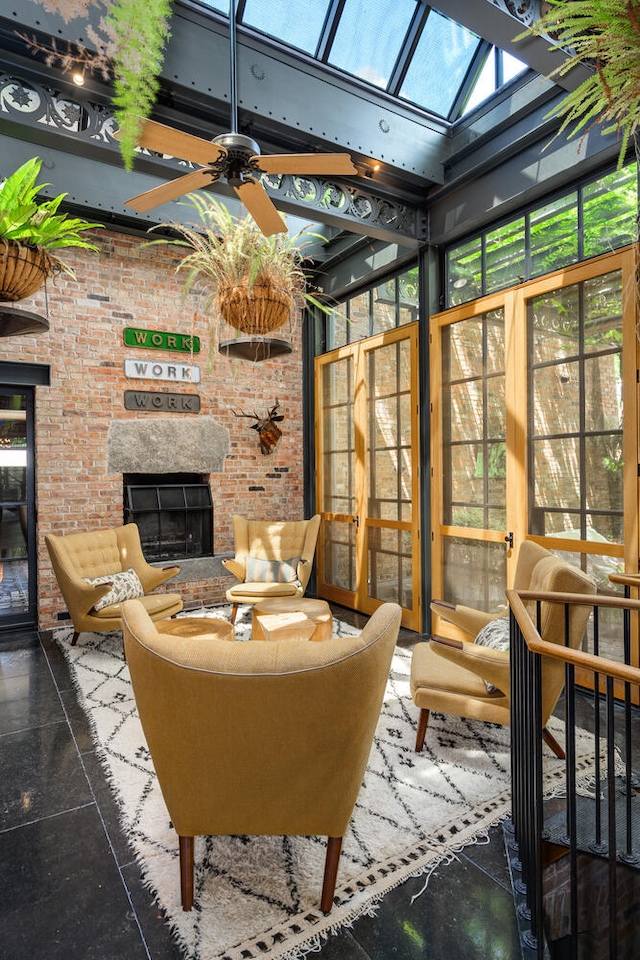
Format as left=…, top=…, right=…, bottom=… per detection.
left=519, top=1, right=640, bottom=167
left=25, top=0, right=173, bottom=171
left=107, top=0, right=173, bottom=171
left=147, top=192, right=333, bottom=316
left=0, top=157, right=102, bottom=278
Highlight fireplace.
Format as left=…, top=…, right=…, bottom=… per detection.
left=123, top=473, right=213, bottom=562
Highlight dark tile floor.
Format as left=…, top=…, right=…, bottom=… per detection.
left=0, top=608, right=523, bottom=960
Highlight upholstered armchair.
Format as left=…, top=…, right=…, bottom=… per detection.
left=121, top=598, right=401, bottom=914
left=45, top=522, right=183, bottom=645
left=412, top=541, right=597, bottom=755
left=222, top=514, right=321, bottom=623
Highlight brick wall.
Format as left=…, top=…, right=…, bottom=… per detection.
left=1, top=228, right=306, bottom=629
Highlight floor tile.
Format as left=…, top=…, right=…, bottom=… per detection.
left=0, top=721, right=93, bottom=830
left=0, top=658, right=62, bottom=736
left=0, top=805, right=149, bottom=960
left=120, top=860, right=186, bottom=960
left=457, top=821, right=513, bottom=891
left=348, top=857, right=521, bottom=960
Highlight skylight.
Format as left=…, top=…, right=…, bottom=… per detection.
left=197, top=0, right=528, bottom=121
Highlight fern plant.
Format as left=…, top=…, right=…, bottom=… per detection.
left=520, top=1, right=640, bottom=166
left=27, top=0, right=173, bottom=172
left=0, top=157, right=102, bottom=278
left=146, top=193, right=333, bottom=338
left=107, top=0, right=173, bottom=171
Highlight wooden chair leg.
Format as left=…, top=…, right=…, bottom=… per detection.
left=71, top=631, right=80, bottom=646
left=415, top=708, right=430, bottom=752
left=179, top=835, right=195, bottom=911
left=230, top=603, right=239, bottom=625
left=320, top=836, right=342, bottom=914
left=542, top=726, right=565, bottom=759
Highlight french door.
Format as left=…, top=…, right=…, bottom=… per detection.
left=430, top=247, right=638, bottom=676
left=315, top=324, right=421, bottom=630
left=0, top=387, right=37, bottom=630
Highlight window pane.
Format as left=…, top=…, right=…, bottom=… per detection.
left=583, top=164, right=638, bottom=258
left=242, top=0, right=331, bottom=55
left=530, top=286, right=579, bottom=366
left=486, top=218, right=525, bottom=293
left=367, top=527, right=413, bottom=608
left=326, top=304, right=348, bottom=350
left=447, top=237, right=482, bottom=306
left=398, top=267, right=419, bottom=324
left=372, top=279, right=396, bottom=334
left=400, top=10, right=481, bottom=116
left=329, top=0, right=416, bottom=89
left=502, top=50, right=527, bottom=82
left=462, top=48, right=495, bottom=116
left=347, top=291, right=370, bottom=342
left=322, top=519, right=355, bottom=591
left=444, top=317, right=484, bottom=381
left=442, top=537, right=507, bottom=611
left=529, top=194, right=578, bottom=277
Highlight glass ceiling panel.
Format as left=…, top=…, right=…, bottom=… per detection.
left=399, top=9, right=481, bottom=118
left=241, top=0, right=331, bottom=56
left=195, top=0, right=534, bottom=123
left=328, top=0, right=418, bottom=90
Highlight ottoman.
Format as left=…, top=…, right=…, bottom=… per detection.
left=252, top=597, right=332, bottom=642
left=154, top=616, right=235, bottom=642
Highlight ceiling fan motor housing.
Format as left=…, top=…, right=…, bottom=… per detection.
left=213, top=132, right=262, bottom=184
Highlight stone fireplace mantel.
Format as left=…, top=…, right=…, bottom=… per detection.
left=107, top=416, right=230, bottom=474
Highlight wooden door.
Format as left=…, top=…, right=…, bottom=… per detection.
left=315, top=324, right=421, bottom=630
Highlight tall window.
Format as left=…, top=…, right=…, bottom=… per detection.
left=446, top=163, right=638, bottom=307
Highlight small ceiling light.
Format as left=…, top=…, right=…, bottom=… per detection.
left=72, top=67, right=85, bottom=86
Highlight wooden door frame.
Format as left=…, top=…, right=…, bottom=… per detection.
left=315, top=323, right=421, bottom=630
left=430, top=248, right=639, bottom=679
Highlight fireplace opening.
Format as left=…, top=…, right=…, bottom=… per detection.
left=123, top=473, right=213, bottom=562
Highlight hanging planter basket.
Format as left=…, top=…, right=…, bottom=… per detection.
left=216, top=282, right=294, bottom=336
left=0, top=240, right=53, bottom=302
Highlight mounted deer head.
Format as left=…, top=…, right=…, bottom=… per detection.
left=232, top=399, right=284, bottom=455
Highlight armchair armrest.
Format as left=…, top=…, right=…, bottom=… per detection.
left=222, top=557, right=245, bottom=581
left=430, top=600, right=503, bottom=639
left=430, top=635, right=511, bottom=694
left=62, top=577, right=115, bottom=620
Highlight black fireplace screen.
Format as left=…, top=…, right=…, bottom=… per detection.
left=123, top=473, right=213, bottom=562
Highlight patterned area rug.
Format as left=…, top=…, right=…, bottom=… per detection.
left=54, top=604, right=537, bottom=959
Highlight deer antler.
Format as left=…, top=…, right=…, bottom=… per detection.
left=231, top=400, right=285, bottom=454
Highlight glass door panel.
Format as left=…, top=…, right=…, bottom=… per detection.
left=431, top=250, right=637, bottom=689
left=527, top=268, right=625, bottom=665
left=0, top=388, right=36, bottom=628
left=434, top=306, right=509, bottom=629
left=316, top=326, right=421, bottom=629
left=317, top=354, right=357, bottom=597
left=365, top=335, right=418, bottom=614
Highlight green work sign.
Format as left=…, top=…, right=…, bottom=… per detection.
left=123, top=328, right=201, bottom=353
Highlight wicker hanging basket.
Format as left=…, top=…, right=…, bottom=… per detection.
left=216, top=282, right=294, bottom=335
left=0, top=240, right=53, bottom=302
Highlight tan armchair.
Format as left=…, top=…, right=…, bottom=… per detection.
left=121, top=598, right=402, bottom=914
left=45, top=522, right=183, bottom=646
left=412, top=541, right=597, bottom=756
left=222, top=514, right=321, bottom=623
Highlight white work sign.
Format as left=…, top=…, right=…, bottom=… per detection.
left=124, top=359, right=201, bottom=384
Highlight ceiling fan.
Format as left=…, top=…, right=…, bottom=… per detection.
left=120, top=0, right=358, bottom=235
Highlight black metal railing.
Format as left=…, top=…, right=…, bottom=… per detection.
left=506, top=587, right=640, bottom=959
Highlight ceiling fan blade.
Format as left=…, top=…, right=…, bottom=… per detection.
left=234, top=178, right=287, bottom=236
left=256, top=153, right=358, bottom=176
left=125, top=168, right=219, bottom=213
left=116, top=117, right=226, bottom=167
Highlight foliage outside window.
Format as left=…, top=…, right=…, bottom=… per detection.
left=325, top=266, right=418, bottom=351
left=446, top=162, right=638, bottom=307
